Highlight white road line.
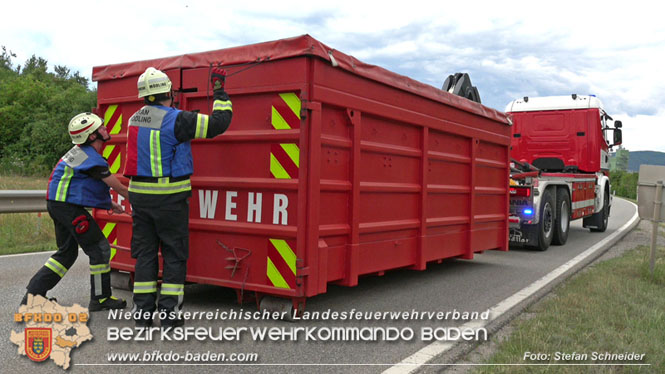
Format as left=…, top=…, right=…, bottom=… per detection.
left=0, top=250, right=55, bottom=258
left=384, top=202, right=640, bottom=374
left=0, top=248, right=84, bottom=258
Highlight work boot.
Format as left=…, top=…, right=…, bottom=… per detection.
left=160, top=310, right=184, bottom=328
left=133, top=307, right=154, bottom=327
left=89, top=296, right=127, bottom=312
left=135, top=317, right=153, bottom=328
left=20, top=293, right=29, bottom=306
left=20, top=293, right=55, bottom=306
left=161, top=317, right=184, bottom=328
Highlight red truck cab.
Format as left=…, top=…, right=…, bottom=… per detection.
left=507, top=94, right=621, bottom=174
left=505, top=95, right=622, bottom=250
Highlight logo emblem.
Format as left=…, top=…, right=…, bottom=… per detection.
left=25, top=328, right=52, bottom=362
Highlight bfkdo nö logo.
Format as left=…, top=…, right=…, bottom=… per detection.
left=25, top=327, right=52, bottom=362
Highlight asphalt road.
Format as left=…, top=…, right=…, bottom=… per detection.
left=1, top=198, right=637, bottom=374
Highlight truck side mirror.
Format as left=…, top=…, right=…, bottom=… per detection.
left=613, top=128, right=622, bottom=146
left=614, top=120, right=622, bottom=129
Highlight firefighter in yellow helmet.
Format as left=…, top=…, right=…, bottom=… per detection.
left=22, top=113, right=129, bottom=311
left=124, top=67, right=232, bottom=327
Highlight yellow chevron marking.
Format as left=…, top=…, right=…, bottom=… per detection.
left=103, top=145, right=115, bottom=159
left=270, top=153, right=290, bottom=179
left=104, top=105, right=117, bottom=125
left=280, top=143, right=300, bottom=168
left=279, top=93, right=301, bottom=120
left=266, top=257, right=290, bottom=289
left=110, top=114, right=122, bottom=134
left=110, top=239, right=118, bottom=261
left=109, top=153, right=121, bottom=173
left=102, top=222, right=116, bottom=237
left=269, top=239, right=296, bottom=275
left=271, top=106, right=291, bottom=130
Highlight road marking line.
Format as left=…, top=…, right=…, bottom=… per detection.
left=384, top=201, right=639, bottom=373
left=0, top=248, right=83, bottom=258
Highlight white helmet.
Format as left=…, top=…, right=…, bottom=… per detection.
left=69, top=112, right=104, bottom=144
left=137, top=67, right=172, bottom=100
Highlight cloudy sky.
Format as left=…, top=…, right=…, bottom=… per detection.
left=2, top=1, right=664, bottom=151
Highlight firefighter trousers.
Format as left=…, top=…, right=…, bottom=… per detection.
left=26, top=200, right=112, bottom=301
left=130, top=199, right=189, bottom=315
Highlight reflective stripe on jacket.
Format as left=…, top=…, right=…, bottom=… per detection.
left=124, top=105, right=193, bottom=180
left=46, top=145, right=112, bottom=209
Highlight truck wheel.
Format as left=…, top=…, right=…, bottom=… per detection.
left=110, top=270, right=132, bottom=291
left=260, top=296, right=295, bottom=321
left=534, top=189, right=555, bottom=251
left=589, top=190, right=610, bottom=232
left=552, top=188, right=571, bottom=245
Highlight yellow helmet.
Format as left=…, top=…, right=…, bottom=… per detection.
left=137, top=67, right=172, bottom=99
left=68, top=112, right=104, bottom=144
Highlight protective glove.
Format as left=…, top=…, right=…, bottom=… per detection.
left=211, top=68, right=227, bottom=91
left=110, top=202, right=125, bottom=214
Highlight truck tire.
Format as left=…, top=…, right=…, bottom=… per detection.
left=260, top=296, right=295, bottom=321
left=534, top=189, right=555, bottom=251
left=588, top=189, right=610, bottom=232
left=110, top=270, right=132, bottom=291
left=552, top=188, right=571, bottom=245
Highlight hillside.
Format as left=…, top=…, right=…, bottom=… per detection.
left=611, top=150, right=665, bottom=172
left=627, top=151, right=665, bottom=172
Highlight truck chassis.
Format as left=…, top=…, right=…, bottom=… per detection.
left=509, top=161, right=611, bottom=250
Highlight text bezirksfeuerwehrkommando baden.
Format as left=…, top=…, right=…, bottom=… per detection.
left=108, top=325, right=488, bottom=342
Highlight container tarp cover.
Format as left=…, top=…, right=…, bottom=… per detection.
left=92, top=34, right=508, bottom=124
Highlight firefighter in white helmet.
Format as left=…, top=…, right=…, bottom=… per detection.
left=124, top=67, right=232, bottom=327
left=22, top=112, right=129, bottom=311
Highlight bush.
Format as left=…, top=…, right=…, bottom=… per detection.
left=0, top=47, right=97, bottom=176
left=610, top=170, right=639, bottom=199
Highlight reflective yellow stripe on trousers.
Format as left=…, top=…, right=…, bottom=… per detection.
left=45, top=258, right=68, bottom=278
left=90, top=263, right=110, bottom=275
left=133, top=281, right=158, bottom=294
left=160, top=283, right=184, bottom=296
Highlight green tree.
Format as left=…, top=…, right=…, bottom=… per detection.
left=21, top=55, right=49, bottom=79
left=54, top=65, right=70, bottom=79
left=610, top=170, right=639, bottom=199
left=0, top=47, right=96, bottom=175
left=1, top=46, right=16, bottom=70
left=616, top=146, right=629, bottom=172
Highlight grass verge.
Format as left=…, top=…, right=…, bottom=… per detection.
left=1, top=174, right=53, bottom=255
left=474, top=233, right=665, bottom=373
left=0, top=212, right=55, bottom=255
left=0, top=173, right=49, bottom=190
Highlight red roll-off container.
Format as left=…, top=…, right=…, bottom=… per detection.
left=92, top=35, right=511, bottom=308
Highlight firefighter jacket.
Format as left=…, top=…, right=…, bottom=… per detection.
left=124, top=105, right=188, bottom=180
left=46, top=145, right=112, bottom=210
left=123, top=92, right=232, bottom=196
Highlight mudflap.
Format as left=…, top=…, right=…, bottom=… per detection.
left=509, top=227, right=538, bottom=247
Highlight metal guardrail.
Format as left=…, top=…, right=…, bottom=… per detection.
left=0, top=190, right=47, bottom=213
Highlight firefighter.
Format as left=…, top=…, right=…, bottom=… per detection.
left=22, top=112, right=129, bottom=311
left=125, top=67, right=232, bottom=327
